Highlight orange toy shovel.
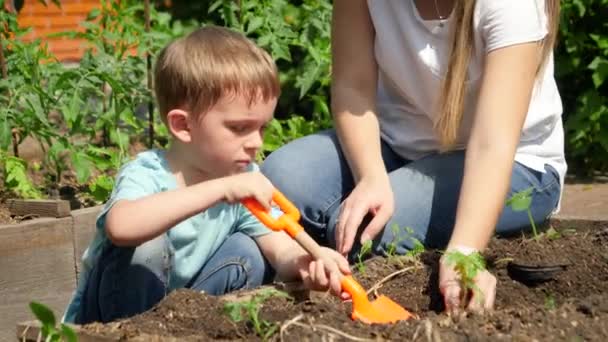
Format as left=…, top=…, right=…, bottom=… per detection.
left=242, top=190, right=413, bottom=324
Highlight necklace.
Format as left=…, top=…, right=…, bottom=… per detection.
left=433, top=0, right=446, bottom=27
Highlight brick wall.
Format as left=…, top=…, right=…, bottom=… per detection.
left=16, top=0, right=101, bottom=62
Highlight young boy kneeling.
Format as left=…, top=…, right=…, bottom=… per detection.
left=63, top=26, right=350, bottom=324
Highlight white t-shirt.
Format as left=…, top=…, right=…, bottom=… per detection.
left=368, top=0, right=567, bottom=203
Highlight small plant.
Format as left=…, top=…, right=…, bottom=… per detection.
left=386, top=225, right=425, bottom=264
left=506, top=187, right=539, bottom=239
left=29, top=301, right=77, bottom=342
left=223, top=289, right=288, bottom=341
left=442, top=250, right=487, bottom=307
left=355, top=239, right=373, bottom=274
left=544, top=292, right=557, bottom=310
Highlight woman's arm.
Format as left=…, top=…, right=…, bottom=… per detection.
left=332, top=0, right=381, bottom=183
left=332, top=0, right=394, bottom=254
left=447, top=42, right=542, bottom=251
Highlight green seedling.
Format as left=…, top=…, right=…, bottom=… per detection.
left=223, top=289, right=289, bottom=341
left=355, top=239, right=373, bottom=274
left=386, top=225, right=425, bottom=265
left=442, top=251, right=487, bottom=307
left=29, top=301, right=77, bottom=342
left=544, top=292, right=557, bottom=310
left=506, top=187, right=539, bottom=239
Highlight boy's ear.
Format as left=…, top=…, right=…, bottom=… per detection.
left=166, top=109, right=192, bottom=143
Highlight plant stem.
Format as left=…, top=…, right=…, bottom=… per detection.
left=527, top=208, right=538, bottom=239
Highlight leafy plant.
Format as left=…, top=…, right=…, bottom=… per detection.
left=442, top=251, right=487, bottom=307
left=223, top=289, right=288, bottom=341
left=29, top=301, right=77, bottom=342
left=2, top=154, right=42, bottom=199
left=557, top=0, right=608, bottom=174
left=355, top=239, right=373, bottom=274
left=506, top=187, right=539, bottom=239
left=385, top=224, right=425, bottom=263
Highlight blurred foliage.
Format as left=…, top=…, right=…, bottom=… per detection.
left=556, top=0, right=608, bottom=175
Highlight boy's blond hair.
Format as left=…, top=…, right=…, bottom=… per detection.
left=154, top=26, right=280, bottom=121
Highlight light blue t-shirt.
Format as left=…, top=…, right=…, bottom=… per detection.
left=63, top=149, right=272, bottom=322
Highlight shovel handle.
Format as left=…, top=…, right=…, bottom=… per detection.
left=242, top=190, right=302, bottom=236
left=242, top=190, right=367, bottom=299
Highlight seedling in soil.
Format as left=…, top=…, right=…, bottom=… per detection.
left=544, top=292, right=557, bottom=310
left=29, top=301, right=77, bottom=342
left=442, top=251, right=487, bottom=307
left=223, top=289, right=289, bottom=341
left=355, top=239, right=373, bottom=274
left=386, top=225, right=425, bottom=265
left=506, top=187, right=539, bottom=239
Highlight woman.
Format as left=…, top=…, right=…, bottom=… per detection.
left=262, top=0, right=564, bottom=312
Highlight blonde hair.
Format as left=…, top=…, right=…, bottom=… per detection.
left=154, top=26, right=280, bottom=121
left=434, top=0, right=561, bottom=149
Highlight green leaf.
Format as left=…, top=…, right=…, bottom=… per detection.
left=588, top=57, right=608, bottom=88
left=60, top=324, right=78, bottom=342
left=506, top=187, right=533, bottom=212
left=224, top=302, right=244, bottom=322
left=71, top=151, right=92, bottom=184
left=298, top=64, right=321, bottom=99
left=0, top=112, right=11, bottom=151
left=29, top=302, right=56, bottom=327
left=89, top=175, right=114, bottom=202
left=246, top=17, right=264, bottom=34
left=87, top=8, right=101, bottom=20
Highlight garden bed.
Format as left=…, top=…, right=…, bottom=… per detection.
left=20, top=223, right=608, bottom=341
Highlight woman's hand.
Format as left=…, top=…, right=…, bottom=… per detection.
left=335, top=174, right=394, bottom=255
left=439, top=254, right=496, bottom=314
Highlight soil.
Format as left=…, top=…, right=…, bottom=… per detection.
left=79, top=224, right=608, bottom=341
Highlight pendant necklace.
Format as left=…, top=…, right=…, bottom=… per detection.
left=433, top=0, right=446, bottom=28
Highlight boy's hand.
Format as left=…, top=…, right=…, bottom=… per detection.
left=297, top=247, right=352, bottom=299
left=222, top=172, right=274, bottom=209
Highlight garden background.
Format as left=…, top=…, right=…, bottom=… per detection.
left=0, top=0, right=607, bottom=212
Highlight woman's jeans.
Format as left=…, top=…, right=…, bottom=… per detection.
left=261, top=130, right=561, bottom=258
left=75, top=232, right=273, bottom=324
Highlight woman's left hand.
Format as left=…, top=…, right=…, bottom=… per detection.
left=439, top=256, right=496, bottom=314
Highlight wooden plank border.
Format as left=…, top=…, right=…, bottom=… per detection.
left=0, top=205, right=102, bottom=342
left=7, top=199, right=71, bottom=218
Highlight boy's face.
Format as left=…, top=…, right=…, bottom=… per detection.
left=187, top=93, right=276, bottom=178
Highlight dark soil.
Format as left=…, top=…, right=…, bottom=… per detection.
left=79, top=224, right=608, bottom=341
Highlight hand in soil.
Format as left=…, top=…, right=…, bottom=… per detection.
left=439, top=258, right=496, bottom=313
left=296, top=246, right=352, bottom=300
left=335, top=175, right=394, bottom=255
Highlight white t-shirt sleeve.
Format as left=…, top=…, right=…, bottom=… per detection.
left=478, top=0, right=548, bottom=53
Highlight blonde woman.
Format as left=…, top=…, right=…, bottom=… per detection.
left=262, top=0, right=564, bottom=312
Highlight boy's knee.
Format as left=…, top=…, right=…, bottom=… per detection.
left=226, top=233, right=273, bottom=289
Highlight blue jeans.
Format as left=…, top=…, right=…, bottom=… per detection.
left=75, top=232, right=273, bottom=324
left=261, top=130, right=560, bottom=258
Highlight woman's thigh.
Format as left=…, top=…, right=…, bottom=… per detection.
left=261, top=129, right=406, bottom=244
left=374, top=151, right=561, bottom=255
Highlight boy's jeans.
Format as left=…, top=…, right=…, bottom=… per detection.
left=261, top=130, right=561, bottom=258
left=75, top=232, right=273, bottom=324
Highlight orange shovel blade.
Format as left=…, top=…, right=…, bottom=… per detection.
left=351, top=295, right=413, bottom=324
left=342, top=276, right=413, bottom=324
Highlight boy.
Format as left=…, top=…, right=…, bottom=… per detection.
left=63, top=26, right=350, bottom=324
